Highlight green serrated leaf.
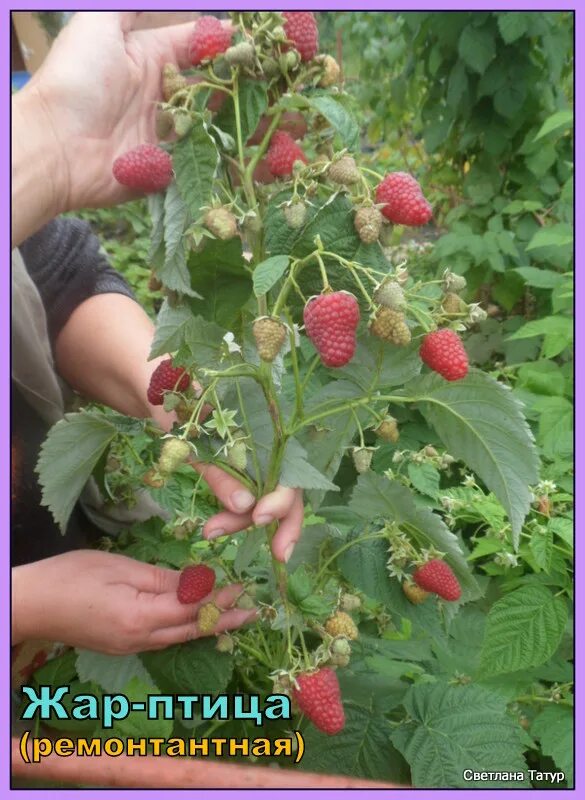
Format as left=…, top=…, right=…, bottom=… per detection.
left=158, top=181, right=199, bottom=296
left=300, top=703, right=409, bottom=784
left=506, top=316, right=572, bottom=345
left=458, top=25, right=496, bottom=74
left=407, top=371, right=539, bottom=544
left=149, top=301, right=198, bottom=359
left=110, top=677, right=173, bottom=740
left=306, top=95, right=360, bottom=151
left=281, top=438, right=339, bottom=492
left=392, top=682, right=528, bottom=787
left=187, top=238, right=252, bottom=330
left=407, top=462, right=440, bottom=499
left=36, top=412, right=119, bottom=532
left=533, top=109, right=573, bottom=142
left=349, top=474, right=481, bottom=601
left=479, top=585, right=568, bottom=676
left=339, top=336, right=422, bottom=392
left=140, top=638, right=233, bottom=694
left=513, top=267, right=564, bottom=289
left=173, top=123, right=218, bottom=218
left=76, top=651, right=155, bottom=694
left=529, top=526, right=554, bottom=572
left=253, top=255, right=289, bottom=297
left=497, top=12, right=529, bottom=44
left=531, top=705, right=574, bottom=785
left=526, top=225, right=573, bottom=251
left=147, top=193, right=165, bottom=263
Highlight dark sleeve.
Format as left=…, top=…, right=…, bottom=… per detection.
left=19, top=217, right=135, bottom=347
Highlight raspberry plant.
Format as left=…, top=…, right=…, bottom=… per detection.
left=35, top=12, right=572, bottom=787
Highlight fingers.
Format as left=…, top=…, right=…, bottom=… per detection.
left=140, top=582, right=243, bottom=631
left=193, top=462, right=256, bottom=515
left=253, top=485, right=304, bottom=562
left=270, top=491, right=305, bottom=563
left=134, top=21, right=197, bottom=71
left=203, top=486, right=304, bottom=564
left=202, top=509, right=254, bottom=541
left=207, top=607, right=258, bottom=636
left=252, top=485, right=298, bottom=527
left=145, top=585, right=256, bottom=649
left=108, top=555, right=181, bottom=595
left=73, top=11, right=138, bottom=35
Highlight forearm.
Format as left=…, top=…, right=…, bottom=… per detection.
left=54, top=293, right=173, bottom=425
left=11, top=86, right=69, bottom=247
left=11, top=564, right=39, bottom=645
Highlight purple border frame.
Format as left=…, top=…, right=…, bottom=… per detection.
left=3, top=4, right=578, bottom=797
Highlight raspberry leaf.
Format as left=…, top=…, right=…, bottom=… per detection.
left=349, top=473, right=481, bottom=601
left=147, top=194, right=165, bottom=264
left=187, top=239, right=252, bottom=330
left=281, top=438, right=339, bottom=492
left=140, top=638, right=233, bottom=695
left=339, top=337, right=422, bottom=391
left=173, top=123, right=219, bottom=217
left=253, top=254, right=290, bottom=297
left=149, top=303, right=225, bottom=368
left=300, top=703, right=408, bottom=783
left=265, top=194, right=389, bottom=276
left=75, top=651, right=154, bottom=694
left=531, top=705, right=574, bottom=785
left=305, top=95, right=360, bottom=151
left=160, top=182, right=200, bottom=297
left=405, top=370, right=539, bottom=544
left=149, top=301, right=198, bottom=358
left=479, top=585, right=568, bottom=677
left=36, top=411, right=120, bottom=533
left=392, top=682, right=529, bottom=787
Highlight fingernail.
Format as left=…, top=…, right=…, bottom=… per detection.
left=283, top=543, right=295, bottom=563
left=231, top=490, right=255, bottom=512
left=255, top=514, right=273, bottom=526
left=205, top=528, right=225, bottom=540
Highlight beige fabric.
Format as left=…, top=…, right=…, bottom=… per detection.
left=11, top=250, right=68, bottom=423
left=11, top=248, right=167, bottom=534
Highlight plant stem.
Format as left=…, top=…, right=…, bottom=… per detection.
left=286, top=309, right=304, bottom=424
left=516, top=695, right=573, bottom=708
left=291, top=394, right=412, bottom=433
left=246, top=109, right=284, bottom=182
left=300, top=354, right=321, bottom=394
left=236, top=638, right=272, bottom=667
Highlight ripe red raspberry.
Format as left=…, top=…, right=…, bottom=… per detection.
left=112, top=145, right=173, bottom=194
left=412, top=559, right=461, bottom=601
left=177, top=564, right=216, bottom=605
left=419, top=329, right=468, bottom=381
left=282, top=12, right=319, bottom=62
left=293, top=668, right=345, bottom=735
left=375, top=172, right=432, bottom=226
left=266, top=131, right=308, bottom=177
left=188, top=15, right=233, bottom=65
left=147, top=359, right=190, bottom=406
left=303, top=291, right=360, bottom=368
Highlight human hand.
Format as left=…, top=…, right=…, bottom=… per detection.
left=196, top=467, right=305, bottom=564
left=19, top=12, right=222, bottom=213
left=148, top=373, right=305, bottom=565
left=12, top=550, right=255, bottom=655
